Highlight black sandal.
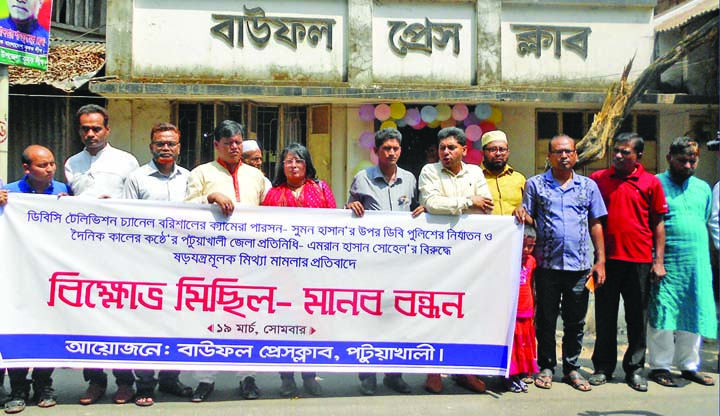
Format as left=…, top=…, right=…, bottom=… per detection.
left=649, top=370, right=679, bottom=387
left=158, top=381, right=193, bottom=397
left=680, top=371, right=715, bottom=386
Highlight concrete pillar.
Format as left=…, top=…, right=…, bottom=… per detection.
left=106, top=0, right=133, bottom=78
left=476, top=0, right=501, bottom=85
left=347, top=0, right=373, bottom=84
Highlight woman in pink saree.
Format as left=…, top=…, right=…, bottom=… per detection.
left=263, top=143, right=336, bottom=210
left=262, top=143, right=336, bottom=396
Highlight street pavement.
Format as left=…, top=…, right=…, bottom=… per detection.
left=2, top=334, right=718, bottom=416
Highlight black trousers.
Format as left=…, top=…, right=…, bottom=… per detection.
left=7, top=368, right=54, bottom=393
left=358, top=373, right=402, bottom=381
left=83, top=369, right=135, bottom=388
left=133, top=370, right=181, bottom=393
left=280, top=372, right=316, bottom=381
left=535, top=268, right=590, bottom=375
left=592, top=259, right=651, bottom=377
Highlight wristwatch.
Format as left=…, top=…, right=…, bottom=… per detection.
left=465, top=198, right=473, bottom=211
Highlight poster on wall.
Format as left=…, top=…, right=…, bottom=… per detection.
left=0, top=0, right=52, bottom=70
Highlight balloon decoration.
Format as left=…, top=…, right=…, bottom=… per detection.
left=479, top=121, right=497, bottom=134
left=440, top=118, right=456, bottom=128
left=358, top=104, right=375, bottom=122
left=411, top=120, right=427, bottom=130
left=389, top=102, right=406, bottom=120
left=374, top=104, right=391, bottom=121
left=358, top=103, right=503, bottom=138
left=403, top=108, right=421, bottom=126
left=420, top=105, right=438, bottom=123
left=471, top=138, right=485, bottom=150
left=474, top=104, right=492, bottom=120
left=463, top=113, right=480, bottom=127
left=465, top=125, right=483, bottom=142
left=358, top=131, right=374, bottom=149
left=464, top=148, right=483, bottom=165
left=451, top=104, right=469, bottom=121
left=487, top=106, right=503, bottom=124
left=435, top=104, right=452, bottom=121
left=380, top=120, right=397, bottom=130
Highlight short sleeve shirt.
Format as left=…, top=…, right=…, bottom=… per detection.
left=347, top=165, right=418, bottom=212
left=591, top=164, right=668, bottom=262
left=523, top=170, right=607, bottom=271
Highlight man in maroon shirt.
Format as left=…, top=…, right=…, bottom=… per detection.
left=589, top=132, right=668, bottom=392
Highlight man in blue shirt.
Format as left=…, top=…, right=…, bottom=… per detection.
left=1, top=145, right=67, bottom=414
left=3, top=145, right=68, bottom=195
left=523, top=135, right=607, bottom=393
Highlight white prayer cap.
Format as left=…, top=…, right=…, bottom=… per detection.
left=243, top=140, right=260, bottom=153
left=480, top=130, right=508, bottom=148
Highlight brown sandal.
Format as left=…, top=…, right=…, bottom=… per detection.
left=534, top=369, right=553, bottom=389
left=562, top=371, right=591, bottom=392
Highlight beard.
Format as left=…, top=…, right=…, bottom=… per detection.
left=484, top=159, right=506, bottom=172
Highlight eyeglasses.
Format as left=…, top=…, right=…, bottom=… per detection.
left=79, top=126, right=104, bottom=134
left=485, top=147, right=508, bottom=154
left=151, top=141, right=179, bottom=148
left=283, top=159, right=306, bottom=166
left=550, top=149, right=576, bottom=155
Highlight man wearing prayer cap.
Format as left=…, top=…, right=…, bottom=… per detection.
left=480, top=130, right=527, bottom=222
left=241, top=139, right=272, bottom=194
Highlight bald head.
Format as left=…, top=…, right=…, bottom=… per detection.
left=22, top=145, right=57, bottom=190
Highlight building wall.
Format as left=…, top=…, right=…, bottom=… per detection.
left=501, top=3, right=654, bottom=85
left=131, top=0, right=346, bottom=82
left=98, top=0, right=717, bottom=197
left=107, top=99, right=173, bottom=166
left=657, top=106, right=719, bottom=186
left=112, top=0, right=656, bottom=88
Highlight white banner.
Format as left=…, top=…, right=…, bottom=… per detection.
left=0, top=194, right=522, bottom=375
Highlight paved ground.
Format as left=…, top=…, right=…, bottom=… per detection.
left=2, top=332, right=718, bottom=415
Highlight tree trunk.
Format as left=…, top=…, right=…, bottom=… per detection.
left=575, top=14, right=719, bottom=168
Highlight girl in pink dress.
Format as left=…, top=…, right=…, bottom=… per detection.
left=505, top=226, right=539, bottom=393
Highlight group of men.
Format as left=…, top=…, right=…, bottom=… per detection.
left=0, top=103, right=716, bottom=412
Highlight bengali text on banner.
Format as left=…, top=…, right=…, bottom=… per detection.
left=0, top=193, right=523, bottom=375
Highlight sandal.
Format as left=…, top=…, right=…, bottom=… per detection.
left=562, top=371, right=591, bottom=392
left=649, top=370, right=679, bottom=387
left=680, top=371, right=715, bottom=386
left=158, top=381, right=192, bottom=398
left=588, top=373, right=610, bottom=386
left=503, top=378, right=521, bottom=393
left=534, top=369, right=553, bottom=389
left=3, top=399, right=25, bottom=415
left=134, top=393, right=154, bottom=407
left=34, top=386, right=58, bottom=408
left=518, top=379, right=529, bottom=393
left=625, top=373, right=648, bottom=392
